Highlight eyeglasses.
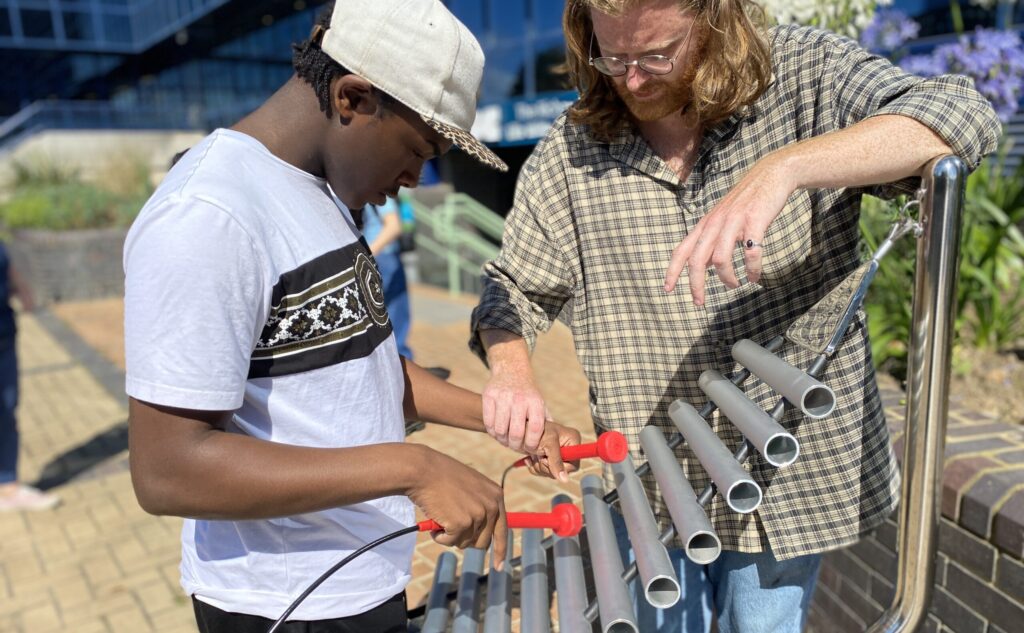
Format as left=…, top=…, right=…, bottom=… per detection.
left=588, top=21, right=694, bottom=77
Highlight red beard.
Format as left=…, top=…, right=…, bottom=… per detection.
left=614, top=73, right=694, bottom=121
left=611, top=30, right=703, bottom=122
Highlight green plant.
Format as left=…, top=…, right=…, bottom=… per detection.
left=860, top=195, right=915, bottom=377
left=861, top=146, right=1024, bottom=378
left=958, top=145, right=1024, bottom=349
left=1, top=182, right=147, bottom=230
left=1, top=156, right=152, bottom=231
left=1, top=190, right=52, bottom=229
left=94, top=151, right=153, bottom=199
left=9, top=157, right=80, bottom=188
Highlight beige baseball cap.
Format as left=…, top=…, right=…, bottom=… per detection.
left=320, top=0, right=508, bottom=172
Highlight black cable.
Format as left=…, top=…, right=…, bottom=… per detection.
left=406, top=459, right=519, bottom=621
left=499, top=461, right=517, bottom=489
left=273, top=457, right=522, bottom=628
left=267, top=525, right=419, bottom=633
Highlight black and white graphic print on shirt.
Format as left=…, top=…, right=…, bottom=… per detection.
left=249, top=240, right=392, bottom=379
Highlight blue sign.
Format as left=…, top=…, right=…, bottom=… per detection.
left=473, top=90, right=579, bottom=147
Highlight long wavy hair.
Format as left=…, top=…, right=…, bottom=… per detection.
left=564, top=0, right=772, bottom=141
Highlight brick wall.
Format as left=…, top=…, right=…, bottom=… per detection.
left=7, top=227, right=128, bottom=305
left=808, top=387, right=1024, bottom=633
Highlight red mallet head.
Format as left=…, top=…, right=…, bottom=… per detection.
left=597, top=431, right=629, bottom=463
left=550, top=503, right=583, bottom=537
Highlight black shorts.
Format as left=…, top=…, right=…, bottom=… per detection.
left=191, top=591, right=407, bottom=633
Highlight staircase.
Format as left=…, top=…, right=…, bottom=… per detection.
left=407, top=191, right=504, bottom=297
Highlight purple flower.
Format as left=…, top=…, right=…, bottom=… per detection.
left=935, top=28, right=1024, bottom=122
left=861, top=9, right=920, bottom=54
left=900, top=54, right=948, bottom=77
left=866, top=9, right=1023, bottom=123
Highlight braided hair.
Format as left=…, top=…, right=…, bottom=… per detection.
left=292, top=2, right=396, bottom=119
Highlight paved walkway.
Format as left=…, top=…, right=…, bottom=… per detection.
left=0, top=285, right=598, bottom=632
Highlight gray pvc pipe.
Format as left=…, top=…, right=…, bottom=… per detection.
left=482, top=530, right=513, bottom=633
left=612, top=456, right=681, bottom=609
left=668, top=399, right=763, bottom=513
left=581, top=475, right=639, bottom=633
left=698, top=369, right=800, bottom=467
left=732, top=339, right=837, bottom=419
left=452, top=547, right=486, bottom=633
left=521, top=528, right=552, bottom=633
left=639, top=425, right=722, bottom=564
left=552, top=495, right=591, bottom=633
left=421, top=550, right=457, bottom=632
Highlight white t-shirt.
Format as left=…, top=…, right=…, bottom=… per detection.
left=124, top=129, right=414, bottom=620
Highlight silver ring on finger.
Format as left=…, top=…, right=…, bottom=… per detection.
left=743, top=239, right=764, bottom=250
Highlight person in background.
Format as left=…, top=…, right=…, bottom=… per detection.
left=363, top=197, right=413, bottom=358
left=0, top=241, right=60, bottom=511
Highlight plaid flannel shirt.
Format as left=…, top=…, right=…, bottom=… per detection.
left=470, top=25, right=1001, bottom=559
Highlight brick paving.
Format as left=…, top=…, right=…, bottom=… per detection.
left=0, top=285, right=598, bottom=632
left=1, top=311, right=192, bottom=633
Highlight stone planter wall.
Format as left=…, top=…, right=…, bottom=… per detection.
left=807, top=388, right=1024, bottom=633
left=7, top=227, right=128, bottom=304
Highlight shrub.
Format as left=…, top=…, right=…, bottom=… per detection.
left=1, top=182, right=146, bottom=230
left=1, top=158, right=151, bottom=231
left=861, top=148, right=1024, bottom=378
left=9, top=157, right=80, bottom=188
left=957, top=147, right=1024, bottom=349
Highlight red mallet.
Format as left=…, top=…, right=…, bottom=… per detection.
left=513, top=430, right=628, bottom=468
left=418, top=502, right=583, bottom=537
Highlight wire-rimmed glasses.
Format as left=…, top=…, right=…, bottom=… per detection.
left=587, top=22, right=694, bottom=77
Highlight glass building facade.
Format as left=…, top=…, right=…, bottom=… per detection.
left=2, top=1, right=320, bottom=133
left=1, top=1, right=1019, bottom=210
left=3, top=1, right=1020, bottom=135
left=0, top=1, right=571, bottom=139
left=0, top=0, right=577, bottom=210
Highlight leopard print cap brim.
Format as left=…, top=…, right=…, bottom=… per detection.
left=424, top=118, right=508, bottom=172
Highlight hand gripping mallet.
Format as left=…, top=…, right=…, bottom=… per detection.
left=418, top=502, right=584, bottom=537
left=510, top=430, right=629, bottom=469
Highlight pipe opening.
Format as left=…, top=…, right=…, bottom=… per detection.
left=765, top=433, right=799, bottom=467
left=726, top=480, right=762, bottom=514
left=685, top=532, right=722, bottom=565
left=802, top=385, right=837, bottom=419
left=607, top=621, right=639, bottom=633
left=644, top=576, right=681, bottom=609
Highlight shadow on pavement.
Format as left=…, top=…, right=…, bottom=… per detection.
left=31, top=420, right=129, bottom=490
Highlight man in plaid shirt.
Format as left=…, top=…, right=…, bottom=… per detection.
left=469, top=0, right=1000, bottom=631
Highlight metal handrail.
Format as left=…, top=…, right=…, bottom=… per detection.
left=443, top=193, right=505, bottom=241
left=409, top=194, right=502, bottom=295
left=0, top=102, right=44, bottom=140
left=0, top=100, right=203, bottom=152
left=866, top=154, right=967, bottom=633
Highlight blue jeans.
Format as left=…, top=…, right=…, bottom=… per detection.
left=0, top=337, right=19, bottom=484
left=373, top=251, right=412, bottom=359
left=611, top=509, right=821, bottom=633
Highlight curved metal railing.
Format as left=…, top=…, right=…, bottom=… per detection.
left=867, top=155, right=966, bottom=633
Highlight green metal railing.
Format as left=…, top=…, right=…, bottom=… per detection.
left=408, top=193, right=504, bottom=295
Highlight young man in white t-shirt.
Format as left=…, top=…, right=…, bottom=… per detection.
left=123, top=2, right=580, bottom=631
